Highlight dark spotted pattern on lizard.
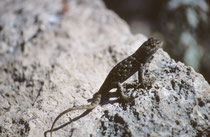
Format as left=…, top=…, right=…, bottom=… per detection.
left=44, top=38, right=162, bottom=137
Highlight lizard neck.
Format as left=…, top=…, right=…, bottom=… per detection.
left=132, top=48, right=154, bottom=64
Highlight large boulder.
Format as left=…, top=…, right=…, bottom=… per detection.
left=0, top=0, right=209, bottom=137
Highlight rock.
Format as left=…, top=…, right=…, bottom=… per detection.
left=0, top=0, right=209, bottom=137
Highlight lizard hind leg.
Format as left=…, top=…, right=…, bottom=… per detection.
left=117, top=83, right=134, bottom=103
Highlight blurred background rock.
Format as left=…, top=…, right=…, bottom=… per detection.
left=103, top=0, right=210, bottom=83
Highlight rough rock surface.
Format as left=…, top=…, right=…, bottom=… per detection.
left=0, top=0, right=209, bottom=137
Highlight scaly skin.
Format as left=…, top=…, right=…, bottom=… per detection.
left=44, top=38, right=162, bottom=137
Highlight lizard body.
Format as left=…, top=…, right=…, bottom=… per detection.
left=45, top=38, right=162, bottom=137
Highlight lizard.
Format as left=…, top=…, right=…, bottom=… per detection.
left=45, top=38, right=162, bottom=137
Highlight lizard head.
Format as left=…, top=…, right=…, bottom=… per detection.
left=134, top=37, right=162, bottom=58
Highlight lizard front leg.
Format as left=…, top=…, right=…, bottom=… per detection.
left=138, top=63, right=146, bottom=88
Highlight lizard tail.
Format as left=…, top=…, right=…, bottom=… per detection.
left=48, top=93, right=102, bottom=137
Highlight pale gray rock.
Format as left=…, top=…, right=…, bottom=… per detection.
left=0, top=0, right=209, bottom=137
